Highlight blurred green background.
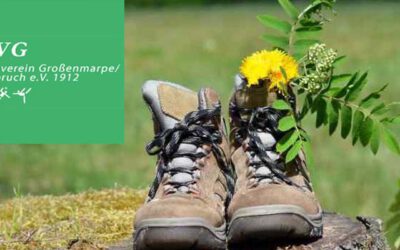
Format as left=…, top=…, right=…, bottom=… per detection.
left=1, top=0, right=399, bottom=237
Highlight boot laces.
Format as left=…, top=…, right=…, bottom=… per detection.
left=230, top=103, right=299, bottom=187
left=146, top=104, right=234, bottom=200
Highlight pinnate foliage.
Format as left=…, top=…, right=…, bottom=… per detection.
left=258, top=0, right=334, bottom=59
left=298, top=71, right=400, bottom=156
left=259, top=0, right=400, bottom=166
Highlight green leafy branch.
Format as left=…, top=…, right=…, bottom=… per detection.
left=295, top=71, right=400, bottom=155
left=260, top=0, right=400, bottom=164
left=273, top=99, right=314, bottom=168
left=277, top=63, right=400, bottom=161
left=258, top=0, right=334, bottom=59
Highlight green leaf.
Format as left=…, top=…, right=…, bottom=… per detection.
left=299, top=19, right=322, bottom=27
left=315, top=98, right=327, bottom=128
left=370, top=122, right=380, bottom=154
left=328, top=100, right=340, bottom=135
left=324, top=87, right=341, bottom=96
left=374, top=108, right=389, bottom=116
left=359, top=116, right=374, bottom=146
left=295, top=26, right=322, bottom=32
left=352, top=110, right=365, bottom=145
left=294, top=39, right=320, bottom=48
left=257, top=15, right=292, bottom=34
left=330, top=74, right=352, bottom=87
left=293, top=46, right=309, bottom=59
left=285, top=140, right=302, bottom=163
left=360, top=84, right=388, bottom=109
left=295, top=26, right=321, bottom=39
left=299, top=94, right=313, bottom=120
left=277, top=130, right=300, bottom=153
left=261, top=34, right=289, bottom=49
left=333, top=55, right=346, bottom=66
left=370, top=103, right=387, bottom=115
left=300, top=130, right=311, bottom=142
left=278, top=116, right=296, bottom=131
left=278, top=0, right=300, bottom=20
left=360, top=94, right=381, bottom=109
left=293, top=52, right=304, bottom=61
left=311, top=96, right=321, bottom=113
left=335, top=72, right=359, bottom=98
left=345, top=72, right=368, bottom=101
left=341, top=105, right=352, bottom=139
left=273, top=99, right=291, bottom=110
left=383, top=127, right=400, bottom=155
left=280, top=66, right=288, bottom=81
left=370, top=83, right=388, bottom=94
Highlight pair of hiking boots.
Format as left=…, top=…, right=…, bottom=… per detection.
left=133, top=77, right=323, bottom=250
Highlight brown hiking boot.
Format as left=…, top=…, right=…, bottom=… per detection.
left=133, top=80, right=234, bottom=250
left=227, top=75, right=323, bottom=245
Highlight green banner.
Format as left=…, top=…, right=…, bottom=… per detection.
left=0, top=0, right=124, bottom=144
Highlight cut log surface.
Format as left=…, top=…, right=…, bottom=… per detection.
left=107, top=212, right=389, bottom=250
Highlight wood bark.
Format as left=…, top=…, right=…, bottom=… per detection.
left=103, top=212, right=389, bottom=250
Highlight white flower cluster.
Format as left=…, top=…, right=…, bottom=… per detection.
left=299, top=72, right=330, bottom=93
left=299, top=43, right=337, bottom=93
left=308, top=43, right=337, bottom=72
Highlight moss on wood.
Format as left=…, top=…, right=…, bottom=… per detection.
left=0, top=188, right=146, bottom=249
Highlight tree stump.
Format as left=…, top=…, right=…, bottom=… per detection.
left=108, top=212, right=389, bottom=250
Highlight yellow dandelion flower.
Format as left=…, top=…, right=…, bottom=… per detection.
left=239, top=49, right=299, bottom=92
left=240, top=50, right=272, bottom=87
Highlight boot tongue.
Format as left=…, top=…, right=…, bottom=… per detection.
left=232, top=75, right=280, bottom=153
left=233, top=74, right=277, bottom=109
left=142, top=81, right=221, bottom=194
left=142, top=81, right=219, bottom=132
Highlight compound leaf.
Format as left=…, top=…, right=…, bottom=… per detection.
left=257, top=15, right=292, bottom=34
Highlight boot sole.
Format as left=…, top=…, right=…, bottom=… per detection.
left=133, top=217, right=226, bottom=250
left=228, top=205, right=323, bottom=245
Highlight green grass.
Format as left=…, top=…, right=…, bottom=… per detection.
left=1, top=1, right=400, bottom=230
